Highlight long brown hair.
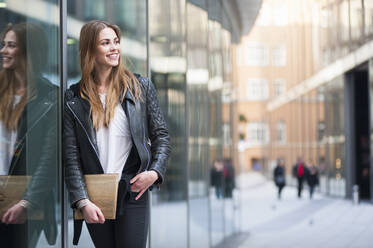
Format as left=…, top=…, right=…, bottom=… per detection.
left=0, top=23, right=46, bottom=131
left=79, top=20, right=142, bottom=130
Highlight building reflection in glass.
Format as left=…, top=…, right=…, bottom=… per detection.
left=149, top=0, right=188, bottom=247
left=187, top=2, right=209, bottom=247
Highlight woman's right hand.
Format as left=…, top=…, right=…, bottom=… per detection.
left=81, top=200, right=105, bottom=224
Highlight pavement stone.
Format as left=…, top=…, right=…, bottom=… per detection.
left=237, top=172, right=373, bottom=248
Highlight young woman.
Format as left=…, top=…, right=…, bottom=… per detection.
left=64, top=20, right=170, bottom=247
left=0, top=23, right=58, bottom=248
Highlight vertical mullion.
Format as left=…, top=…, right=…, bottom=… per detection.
left=59, top=0, right=68, bottom=247
left=206, top=1, right=212, bottom=247
left=146, top=1, right=151, bottom=248
left=185, top=0, right=190, bottom=246
left=146, top=0, right=151, bottom=79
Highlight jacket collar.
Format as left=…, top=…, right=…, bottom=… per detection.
left=124, top=89, right=135, bottom=104
left=70, top=81, right=135, bottom=105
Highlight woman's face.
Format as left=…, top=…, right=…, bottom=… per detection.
left=0, top=30, right=20, bottom=70
left=95, top=27, right=120, bottom=70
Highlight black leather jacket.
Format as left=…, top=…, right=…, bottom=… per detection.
left=7, top=78, right=58, bottom=245
left=63, top=74, right=171, bottom=206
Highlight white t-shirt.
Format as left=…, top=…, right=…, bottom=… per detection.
left=0, top=95, right=22, bottom=175
left=96, top=93, right=133, bottom=179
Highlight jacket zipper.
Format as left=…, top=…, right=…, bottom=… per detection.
left=66, top=102, right=101, bottom=162
left=134, top=121, right=151, bottom=174
left=143, top=125, right=151, bottom=171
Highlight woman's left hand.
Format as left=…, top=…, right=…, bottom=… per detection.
left=1, top=202, right=27, bottom=224
left=130, top=171, right=159, bottom=200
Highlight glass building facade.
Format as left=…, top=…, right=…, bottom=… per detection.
left=0, top=0, right=260, bottom=247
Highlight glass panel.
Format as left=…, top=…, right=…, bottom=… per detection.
left=221, top=29, right=235, bottom=237
left=324, top=77, right=345, bottom=197
left=0, top=1, right=60, bottom=247
left=149, top=0, right=188, bottom=247
left=208, top=19, right=225, bottom=246
left=317, top=86, right=328, bottom=194
left=186, top=3, right=209, bottom=248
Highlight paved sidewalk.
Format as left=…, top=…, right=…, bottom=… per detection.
left=237, top=172, right=373, bottom=248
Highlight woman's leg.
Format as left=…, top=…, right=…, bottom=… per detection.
left=86, top=220, right=116, bottom=248
left=0, top=221, right=41, bottom=248
left=309, top=186, right=314, bottom=199
left=278, top=185, right=284, bottom=199
left=115, top=192, right=149, bottom=248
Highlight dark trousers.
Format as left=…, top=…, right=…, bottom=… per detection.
left=215, top=186, right=223, bottom=198
left=86, top=181, right=149, bottom=248
left=0, top=221, right=42, bottom=248
left=309, top=186, right=315, bottom=199
left=297, top=177, right=304, bottom=198
left=277, top=185, right=284, bottom=199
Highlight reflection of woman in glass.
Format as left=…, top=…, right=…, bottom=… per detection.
left=0, top=24, right=31, bottom=170
left=0, top=23, right=57, bottom=248
left=64, top=20, right=170, bottom=247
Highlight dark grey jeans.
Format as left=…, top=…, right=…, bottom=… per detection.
left=86, top=180, right=149, bottom=248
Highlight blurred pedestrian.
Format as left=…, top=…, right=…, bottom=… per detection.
left=274, top=158, right=286, bottom=199
left=210, top=159, right=223, bottom=199
left=223, top=158, right=235, bottom=198
left=360, top=167, right=370, bottom=198
left=292, top=157, right=307, bottom=198
left=306, top=160, right=319, bottom=199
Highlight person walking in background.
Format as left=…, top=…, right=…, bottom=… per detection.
left=292, top=157, right=307, bottom=198
left=210, top=159, right=224, bottom=199
left=306, top=160, right=319, bottom=199
left=274, top=158, right=286, bottom=199
left=223, top=158, right=235, bottom=198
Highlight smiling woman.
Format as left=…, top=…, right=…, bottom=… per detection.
left=0, top=31, right=20, bottom=70
left=63, top=20, right=171, bottom=248
left=95, top=28, right=120, bottom=70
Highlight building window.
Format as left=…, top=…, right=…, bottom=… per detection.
left=222, top=82, right=232, bottom=103
left=255, top=3, right=288, bottom=26
left=246, top=78, right=269, bottom=100
left=245, top=44, right=269, bottom=66
left=247, top=122, right=269, bottom=145
left=339, top=1, right=349, bottom=42
left=255, top=3, right=271, bottom=26
left=350, top=0, right=363, bottom=40
left=273, top=79, right=286, bottom=96
left=223, top=124, right=231, bottom=146
left=365, top=1, right=373, bottom=36
left=273, top=6, right=288, bottom=26
left=275, top=121, right=286, bottom=143
left=318, top=121, right=325, bottom=141
left=272, top=45, right=286, bottom=66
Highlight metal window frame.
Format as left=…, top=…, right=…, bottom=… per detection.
left=59, top=0, right=68, bottom=247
